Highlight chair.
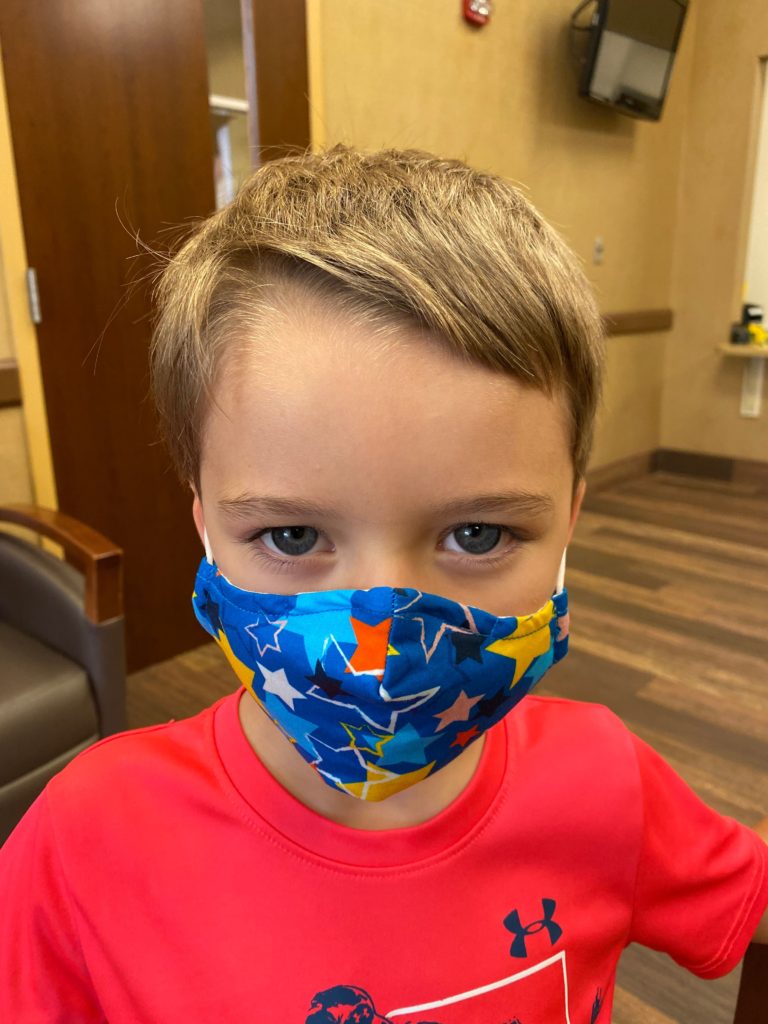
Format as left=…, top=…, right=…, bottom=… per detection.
left=0, top=504, right=126, bottom=845
left=733, top=942, right=767, bottom=1024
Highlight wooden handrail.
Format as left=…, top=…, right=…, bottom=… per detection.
left=602, top=309, right=673, bottom=336
left=0, top=504, right=123, bottom=623
left=0, top=357, right=21, bottom=408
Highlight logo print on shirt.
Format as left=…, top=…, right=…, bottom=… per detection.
left=305, top=984, right=441, bottom=1024
left=306, top=949, right=573, bottom=1023
left=502, top=898, right=563, bottom=958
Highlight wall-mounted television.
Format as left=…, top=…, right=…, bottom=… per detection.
left=574, top=0, right=689, bottom=121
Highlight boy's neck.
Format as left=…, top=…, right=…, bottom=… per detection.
left=237, top=691, right=486, bottom=831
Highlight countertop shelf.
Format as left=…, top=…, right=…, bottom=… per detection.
left=209, top=94, right=248, bottom=118
left=717, top=344, right=768, bottom=358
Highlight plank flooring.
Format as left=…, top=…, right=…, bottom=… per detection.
left=127, top=469, right=768, bottom=1024
left=544, top=471, right=768, bottom=1024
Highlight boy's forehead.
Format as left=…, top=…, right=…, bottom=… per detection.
left=201, top=308, right=574, bottom=509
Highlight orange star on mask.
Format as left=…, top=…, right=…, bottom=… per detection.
left=451, top=725, right=480, bottom=748
left=345, top=617, right=392, bottom=677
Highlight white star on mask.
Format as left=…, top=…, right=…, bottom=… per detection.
left=245, top=615, right=287, bottom=657
left=257, top=663, right=305, bottom=710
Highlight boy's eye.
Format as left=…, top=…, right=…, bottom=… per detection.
left=445, top=523, right=504, bottom=555
left=262, top=526, right=320, bottom=557
left=250, top=522, right=516, bottom=563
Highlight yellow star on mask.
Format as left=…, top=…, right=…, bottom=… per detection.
left=343, top=760, right=437, bottom=801
left=485, top=600, right=554, bottom=687
left=214, top=630, right=256, bottom=690
left=340, top=721, right=393, bottom=758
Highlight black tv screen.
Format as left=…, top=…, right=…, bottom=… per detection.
left=579, top=0, right=688, bottom=121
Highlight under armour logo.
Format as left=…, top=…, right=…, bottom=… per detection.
left=502, top=898, right=563, bottom=958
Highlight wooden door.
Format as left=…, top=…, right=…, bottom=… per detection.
left=0, top=1, right=216, bottom=670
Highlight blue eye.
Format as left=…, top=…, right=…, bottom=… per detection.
left=262, top=527, right=319, bottom=556
left=250, top=522, right=515, bottom=567
left=448, top=524, right=503, bottom=555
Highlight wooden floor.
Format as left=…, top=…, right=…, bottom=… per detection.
left=127, top=469, right=768, bottom=1024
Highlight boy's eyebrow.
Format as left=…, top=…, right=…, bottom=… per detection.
left=216, top=491, right=554, bottom=521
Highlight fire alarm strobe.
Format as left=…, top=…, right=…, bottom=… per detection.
left=464, top=1, right=493, bottom=27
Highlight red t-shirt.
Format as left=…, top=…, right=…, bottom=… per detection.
left=1, top=692, right=766, bottom=1023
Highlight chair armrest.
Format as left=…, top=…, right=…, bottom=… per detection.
left=0, top=504, right=123, bottom=624
left=733, top=943, right=768, bottom=1024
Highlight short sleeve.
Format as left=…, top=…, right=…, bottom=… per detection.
left=0, top=790, right=105, bottom=1021
left=627, top=732, right=768, bottom=978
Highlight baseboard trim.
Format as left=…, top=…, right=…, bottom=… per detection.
left=587, top=447, right=768, bottom=493
left=585, top=451, right=654, bottom=493
left=652, top=448, right=733, bottom=479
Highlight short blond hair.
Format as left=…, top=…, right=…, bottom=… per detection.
left=151, top=146, right=604, bottom=486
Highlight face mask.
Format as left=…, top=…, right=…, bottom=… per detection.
left=192, top=536, right=569, bottom=801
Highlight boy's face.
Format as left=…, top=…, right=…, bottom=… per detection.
left=193, top=297, right=584, bottom=617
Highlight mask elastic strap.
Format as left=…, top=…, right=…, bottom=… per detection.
left=555, top=550, right=567, bottom=594
left=203, top=527, right=214, bottom=565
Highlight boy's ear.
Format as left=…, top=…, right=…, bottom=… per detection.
left=567, top=477, right=586, bottom=545
left=190, top=486, right=206, bottom=548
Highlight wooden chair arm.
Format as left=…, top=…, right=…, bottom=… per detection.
left=0, top=504, right=123, bottom=623
left=733, top=943, right=768, bottom=1024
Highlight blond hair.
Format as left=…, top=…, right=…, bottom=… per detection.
left=151, top=146, right=604, bottom=486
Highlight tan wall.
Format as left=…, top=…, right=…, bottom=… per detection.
left=0, top=47, right=55, bottom=509
left=0, top=65, right=31, bottom=506
left=0, top=243, right=33, bottom=506
left=308, top=0, right=698, bottom=469
left=662, top=0, right=768, bottom=460
left=590, top=332, right=668, bottom=469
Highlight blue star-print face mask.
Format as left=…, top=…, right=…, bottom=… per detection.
left=192, top=546, right=569, bottom=801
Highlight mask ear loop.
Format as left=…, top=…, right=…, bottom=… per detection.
left=555, top=550, right=567, bottom=594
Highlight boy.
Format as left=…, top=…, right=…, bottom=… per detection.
left=1, top=146, right=766, bottom=1022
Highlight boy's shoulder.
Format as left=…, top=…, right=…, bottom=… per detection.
left=45, top=693, right=236, bottom=822
left=517, top=693, right=637, bottom=753
left=514, top=693, right=645, bottom=781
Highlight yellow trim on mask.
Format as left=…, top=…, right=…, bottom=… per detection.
left=485, top=600, right=555, bottom=687
left=215, top=630, right=256, bottom=689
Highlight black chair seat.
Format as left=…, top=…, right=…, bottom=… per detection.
left=0, top=506, right=124, bottom=847
left=0, top=621, right=99, bottom=785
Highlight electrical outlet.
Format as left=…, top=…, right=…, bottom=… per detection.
left=592, top=236, right=605, bottom=265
